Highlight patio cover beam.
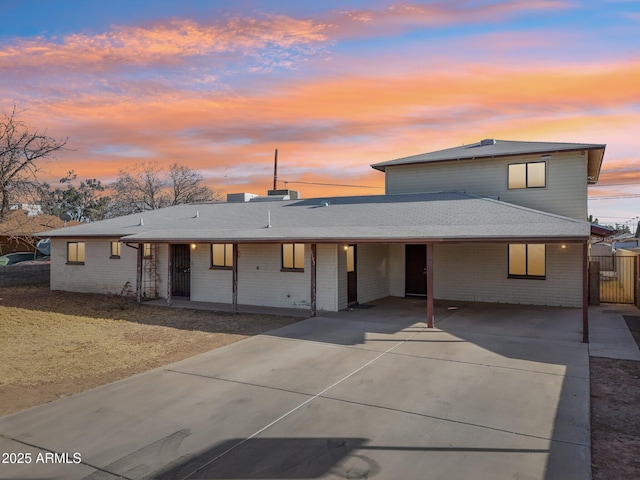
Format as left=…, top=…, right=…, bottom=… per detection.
left=427, top=243, right=434, bottom=328
left=232, top=243, right=238, bottom=313
left=311, top=243, right=317, bottom=317
left=583, top=241, right=589, bottom=343
left=167, top=245, right=172, bottom=306
left=136, top=243, right=143, bottom=303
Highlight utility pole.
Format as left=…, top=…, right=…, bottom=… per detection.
left=273, top=148, right=278, bottom=190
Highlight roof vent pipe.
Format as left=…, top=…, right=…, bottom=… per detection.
left=267, top=209, right=272, bottom=228
left=195, top=210, right=199, bottom=218
left=139, top=218, right=144, bottom=226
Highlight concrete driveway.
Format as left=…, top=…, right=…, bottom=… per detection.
left=0, top=299, right=590, bottom=480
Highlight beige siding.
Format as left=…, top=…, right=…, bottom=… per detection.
left=51, top=238, right=137, bottom=294
left=356, top=244, right=390, bottom=304
left=385, top=152, right=588, bottom=220
left=433, top=243, right=583, bottom=307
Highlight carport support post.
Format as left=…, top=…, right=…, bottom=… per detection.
left=426, top=243, right=434, bottom=328
left=582, top=241, right=589, bottom=343
left=310, top=243, right=317, bottom=317
left=232, top=243, right=238, bottom=313
left=136, top=243, right=143, bottom=303
left=167, top=245, right=172, bottom=306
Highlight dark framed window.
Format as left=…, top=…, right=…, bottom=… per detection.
left=211, top=244, right=233, bottom=269
left=282, top=243, right=304, bottom=272
left=508, top=161, right=546, bottom=189
left=508, top=244, right=546, bottom=279
left=110, top=241, right=121, bottom=259
left=67, top=242, right=85, bottom=265
left=143, top=243, right=152, bottom=259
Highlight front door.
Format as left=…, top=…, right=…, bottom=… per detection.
left=172, top=244, right=191, bottom=297
left=347, top=245, right=357, bottom=305
left=405, top=245, right=427, bottom=297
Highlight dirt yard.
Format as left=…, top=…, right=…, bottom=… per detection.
left=0, top=285, right=302, bottom=417
left=590, top=314, right=640, bottom=480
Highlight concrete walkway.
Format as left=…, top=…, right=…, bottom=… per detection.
left=588, top=304, right=640, bottom=360
left=0, top=299, right=592, bottom=480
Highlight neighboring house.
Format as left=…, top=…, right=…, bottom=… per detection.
left=0, top=210, right=78, bottom=255
left=42, top=139, right=606, bottom=338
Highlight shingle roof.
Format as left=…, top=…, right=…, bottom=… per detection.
left=41, top=192, right=590, bottom=243
left=371, top=139, right=606, bottom=175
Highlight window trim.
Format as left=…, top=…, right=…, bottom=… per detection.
left=66, top=241, right=85, bottom=265
left=210, top=243, right=233, bottom=270
left=508, top=243, right=546, bottom=280
left=110, top=241, right=121, bottom=259
left=281, top=243, right=305, bottom=272
left=507, top=161, right=547, bottom=190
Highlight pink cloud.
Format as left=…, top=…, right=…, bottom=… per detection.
left=0, top=16, right=328, bottom=71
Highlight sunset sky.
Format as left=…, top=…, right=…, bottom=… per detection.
left=1, top=0, right=639, bottom=228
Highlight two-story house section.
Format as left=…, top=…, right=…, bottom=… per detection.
left=370, top=139, right=605, bottom=317
left=372, top=139, right=605, bottom=220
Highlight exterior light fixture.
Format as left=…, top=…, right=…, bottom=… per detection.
left=190, top=243, right=197, bottom=251
left=343, top=244, right=349, bottom=251
left=561, top=244, right=566, bottom=249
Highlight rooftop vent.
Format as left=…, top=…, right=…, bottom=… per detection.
left=267, top=189, right=299, bottom=199
left=227, top=192, right=259, bottom=203
left=480, top=139, right=496, bottom=146
left=249, top=189, right=301, bottom=202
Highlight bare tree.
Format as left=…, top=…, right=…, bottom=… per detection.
left=168, top=163, right=221, bottom=205
left=0, top=105, right=67, bottom=218
left=109, top=162, right=219, bottom=217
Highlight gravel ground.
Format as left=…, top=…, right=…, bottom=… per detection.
left=590, top=314, right=640, bottom=480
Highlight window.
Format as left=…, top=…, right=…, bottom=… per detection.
left=282, top=243, right=304, bottom=271
left=508, top=161, right=546, bottom=189
left=110, top=241, right=121, bottom=259
left=211, top=244, right=233, bottom=269
left=508, top=244, right=545, bottom=278
left=67, top=242, right=85, bottom=264
left=143, top=243, right=152, bottom=259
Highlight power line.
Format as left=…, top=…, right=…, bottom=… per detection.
left=590, top=194, right=640, bottom=200
left=590, top=182, right=640, bottom=187
left=281, top=180, right=383, bottom=189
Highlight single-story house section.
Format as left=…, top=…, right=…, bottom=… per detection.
left=42, top=190, right=591, bottom=339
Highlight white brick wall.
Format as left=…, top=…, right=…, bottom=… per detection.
left=174, top=243, right=339, bottom=311
left=52, top=239, right=582, bottom=309
left=433, top=243, right=583, bottom=307
left=51, top=238, right=137, bottom=295
left=356, top=244, right=390, bottom=304
left=388, top=244, right=405, bottom=297
left=190, top=244, right=232, bottom=303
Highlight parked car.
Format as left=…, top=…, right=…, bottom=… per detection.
left=0, top=252, right=38, bottom=266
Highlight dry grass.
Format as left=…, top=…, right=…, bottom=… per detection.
left=0, top=285, right=302, bottom=416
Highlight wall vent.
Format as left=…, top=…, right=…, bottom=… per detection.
left=480, top=139, right=496, bottom=146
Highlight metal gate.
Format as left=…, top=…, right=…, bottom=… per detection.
left=589, top=255, right=638, bottom=304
